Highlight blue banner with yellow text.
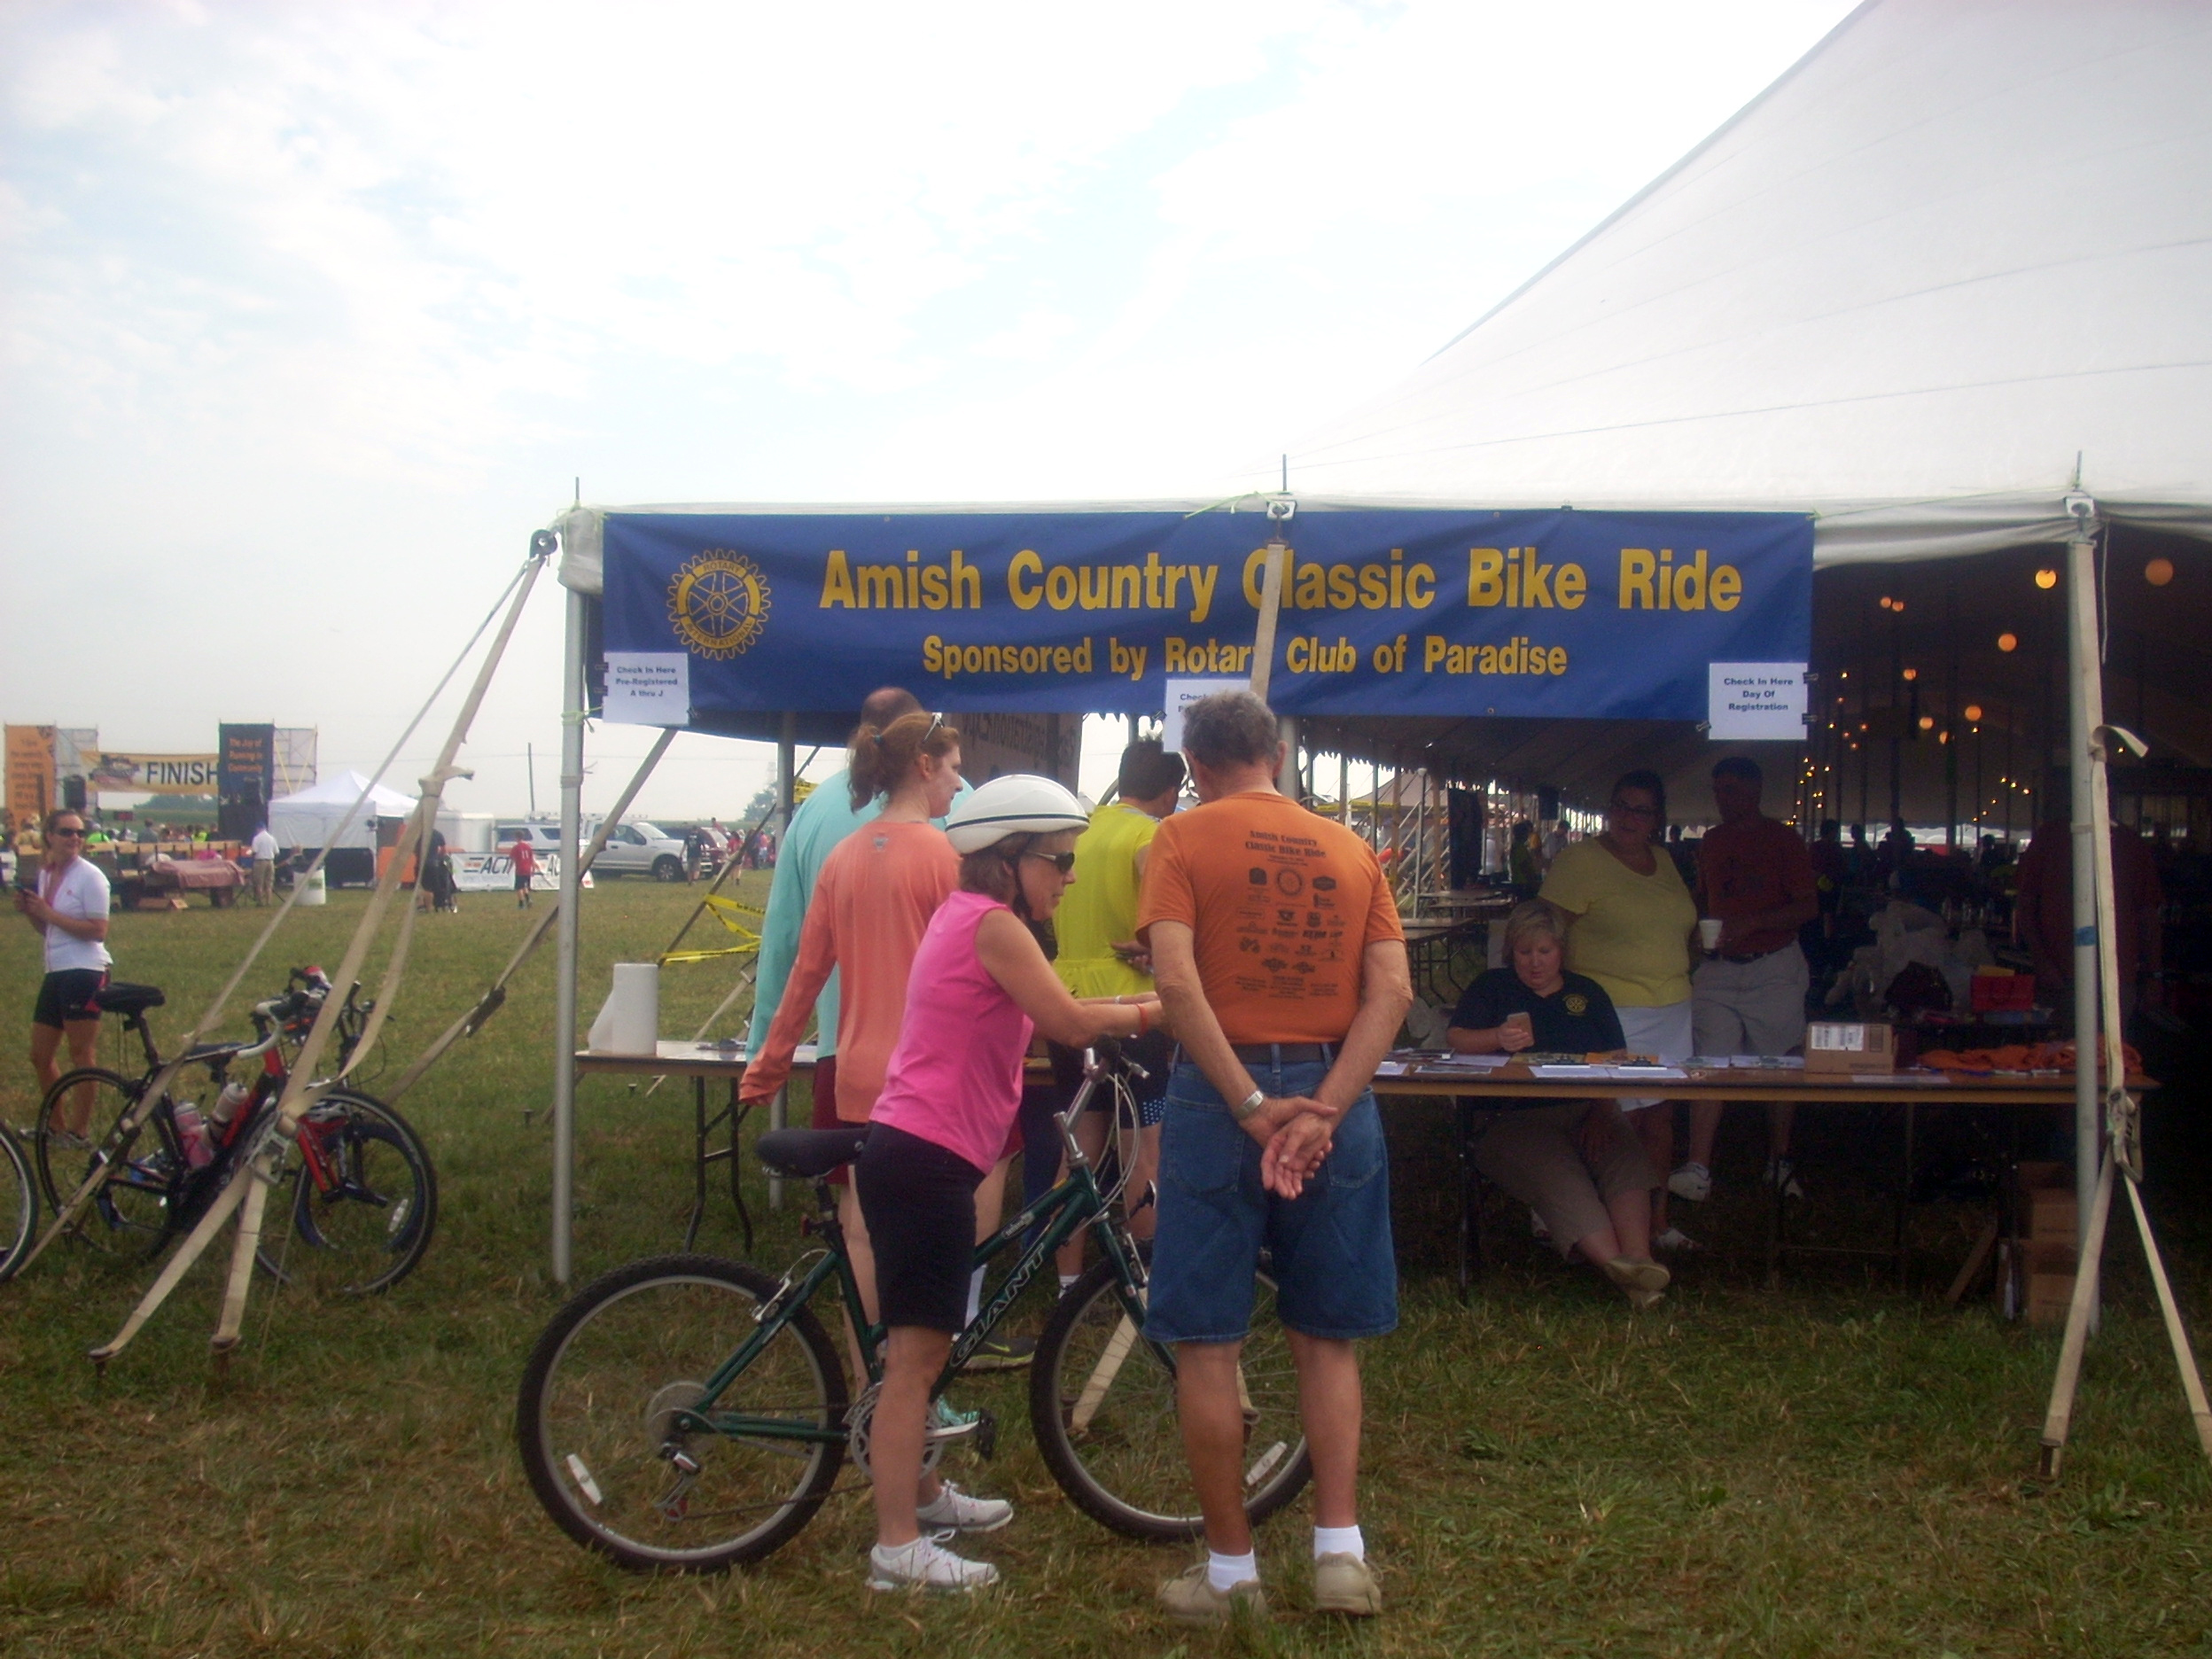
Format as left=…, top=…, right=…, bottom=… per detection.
left=600, top=509, right=1811, bottom=721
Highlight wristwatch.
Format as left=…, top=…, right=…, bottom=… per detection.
left=1234, top=1089, right=1267, bottom=1123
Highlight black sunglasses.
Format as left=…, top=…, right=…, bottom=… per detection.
left=50, top=827, right=87, bottom=837
left=1024, top=850, right=1078, bottom=876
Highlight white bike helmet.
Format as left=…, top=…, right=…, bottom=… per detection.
left=944, top=774, right=1090, bottom=854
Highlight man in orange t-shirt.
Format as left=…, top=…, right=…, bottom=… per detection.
left=1136, top=689, right=1408, bottom=1624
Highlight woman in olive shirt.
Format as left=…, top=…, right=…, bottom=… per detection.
left=1538, top=770, right=1700, bottom=1249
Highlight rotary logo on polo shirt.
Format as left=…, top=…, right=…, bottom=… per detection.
left=1563, top=993, right=1589, bottom=1016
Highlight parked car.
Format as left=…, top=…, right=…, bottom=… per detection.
left=494, top=823, right=564, bottom=856
left=591, top=821, right=690, bottom=881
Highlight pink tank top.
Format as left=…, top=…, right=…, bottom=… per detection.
left=870, top=890, right=1034, bottom=1175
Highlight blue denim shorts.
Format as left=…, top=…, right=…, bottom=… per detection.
left=1144, top=1056, right=1398, bottom=1345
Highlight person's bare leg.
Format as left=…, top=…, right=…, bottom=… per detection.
left=1685, top=1098, right=1723, bottom=1170
left=837, top=1182, right=880, bottom=1381
left=1634, top=1106, right=1674, bottom=1233
left=1575, top=1224, right=1626, bottom=1265
left=1605, top=1183, right=1653, bottom=1259
left=1175, top=1339, right=1256, bottom=1555
left=1286, top=1331, right=1362, bottom=1530
left=1128, top=1124, right=1162, bottom=1242
left=975, top=1154, right=1011, bottom=1241
left=869, top=1326, right=954, bottom=1547
left=30, top=1022, right=62, bottom=1107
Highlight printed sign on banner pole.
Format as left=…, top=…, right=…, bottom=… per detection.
left=1707, top=663, right=1809, bottom=741
left=598, top=509, right=1812, bottom=724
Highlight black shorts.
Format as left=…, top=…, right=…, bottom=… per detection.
left=853, top=1123, right=983, bottom=1333
left=513, top=869, right=533, bottom=890
left=34, top=969, right=107, bottom=1030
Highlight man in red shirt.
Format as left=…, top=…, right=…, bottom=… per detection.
left=2013, top=805, right=2165, bottom=1028
left=1672, top=758, right=1819, bottom=1204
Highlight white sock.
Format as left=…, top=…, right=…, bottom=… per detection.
left=967, top=1266, right=985, bottom=1324
left=1058, top=1273, right=1079, bottom=1291
left=1207, top=1549, right=1258, bottom=1592
left=1313, top=1524, right=1364, bottom=1562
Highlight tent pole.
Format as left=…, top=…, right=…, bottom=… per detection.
left=770, top=713, right=796, bottom=1211
left=552, top=585, right=587, bottom=1285
left=2065, top=528, right=2099, bottom=1326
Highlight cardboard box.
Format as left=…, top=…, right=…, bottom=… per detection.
left=1804, top=1021, right=1894, bottom=1072
left=2015, top=1164, right=2079, bottom=1242
left=2019, top=1238, right=2078, bottom=1326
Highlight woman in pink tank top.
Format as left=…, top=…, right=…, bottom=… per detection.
left=854, top=775, right=1168, bottom=1594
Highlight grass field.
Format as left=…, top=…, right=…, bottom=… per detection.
left=3, top=877, right=2210, bottom=1656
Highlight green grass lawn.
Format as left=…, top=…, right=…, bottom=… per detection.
left=3, top=879, right=2210, bottom=1655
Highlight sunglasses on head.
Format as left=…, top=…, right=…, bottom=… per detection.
left=1024, top=850, right=1078, bottom=876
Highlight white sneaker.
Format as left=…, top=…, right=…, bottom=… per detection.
left=1667, top=1162, right=1712, bottom=1202
left=916, top=1480, right=1013, bottom=1534
left=1530, top=1210, right=1552, bottom=1242
left=867, top=1535, right=1001, bottom=1592
left=1764, top=1157, right=1805, bottom=1199
left=1653, top=1227, right=1702, bottom=1253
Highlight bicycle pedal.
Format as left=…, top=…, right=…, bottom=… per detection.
left=973, top=1408, right=998, bottom=1460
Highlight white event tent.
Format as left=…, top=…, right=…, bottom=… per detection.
left=539, top=0, right=2209, bottom=1284
left=1281, top=0, right=2212, bottom=562
left=269, top=769, right=417, bottom=853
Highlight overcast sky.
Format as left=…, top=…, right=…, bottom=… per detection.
left=1, top=0, right=1856, bottom=819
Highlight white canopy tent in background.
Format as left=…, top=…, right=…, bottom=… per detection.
left=1280, top=0, right=2212, bottom=563
left=268, top=769, right=417, bottom=853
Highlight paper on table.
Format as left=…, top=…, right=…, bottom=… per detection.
left=1530, top=1063, right=1605, bottom=1078
left=1608, top=1064, right=1686, bottom=1080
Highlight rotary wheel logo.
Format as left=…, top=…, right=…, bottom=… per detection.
left=667, top=550, right=771, bottom=660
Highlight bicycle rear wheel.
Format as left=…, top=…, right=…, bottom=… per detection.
left=1031, top=1257, right=1312, bottom=1541
left=0, top=1124, right=35, bottom=1282
left=33, top=1069, right=182, bottom=1259
left=260, top=1091, right=437, bottom=1296
left=517, top=1255, right=848, bottom=1573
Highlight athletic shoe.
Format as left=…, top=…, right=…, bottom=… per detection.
left=916, top=1480, right=1013, bottom=1535
left=925, top=1398, right=981, bottom=1443
left=1764, top=1157, right=1806, bottom=1199
left=1601, top=1257, right=1671, bottom=1294
left=867, top=1535, right=1000, bottom=1593
left=963, top=1333, right=1034, bottom=1372
left=1530, top=1210, right=1551, bottom=1242
left=43, top=1128, right=90, bottom=1151
left=1667, top=1162, right=1713, bottom=1202
left=1313, top=1553, right=1382, bottom=1616
left=1157, top=1562, right=1266, bottom=1624
left=1624, top=1286, right=1667, bottom=1312
left=1653, top=1227, right=1702, bottom=1253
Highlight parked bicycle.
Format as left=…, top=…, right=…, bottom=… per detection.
left=0, top=1122, right=35, bottom=1283
left=516, top=1045, right=1311, bottom=1572
left=32, top=970, right=438, bottom=1296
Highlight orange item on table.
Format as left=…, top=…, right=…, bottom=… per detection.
left=1919, top=1040, right=2141, bottom=1075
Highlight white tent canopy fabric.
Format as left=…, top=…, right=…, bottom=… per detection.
left=269, top=769, right=417, bottom=852
left=1279, top=0, right=2212, bottom=565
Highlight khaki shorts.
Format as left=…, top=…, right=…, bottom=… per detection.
left=1471, top=1101, right=1657, bottom=1258
left=1693, top=943, right=1811, bottom=1056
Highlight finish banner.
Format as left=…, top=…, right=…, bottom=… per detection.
left=599, top=509, right=1811, bottom=723
left=89, top=752, right=222, bottom=794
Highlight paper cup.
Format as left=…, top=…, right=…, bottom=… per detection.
left=1699, top=918, right=1724, bottom=953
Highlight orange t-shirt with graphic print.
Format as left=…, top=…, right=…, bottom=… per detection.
left=1137, top=789, right=1403, bottom=1044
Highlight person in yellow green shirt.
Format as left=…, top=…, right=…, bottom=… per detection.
left=1538, top=768, right=1701, bottom=1250
left=1050, top=738, right=1186, bottom=1286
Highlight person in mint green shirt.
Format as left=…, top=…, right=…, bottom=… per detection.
left=744, top=688, right=970, bottom=1131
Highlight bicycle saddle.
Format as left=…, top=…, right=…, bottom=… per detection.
left=94, top=983, right=166, bottom=1018
left=754, top=1125, right=871, bottom=1180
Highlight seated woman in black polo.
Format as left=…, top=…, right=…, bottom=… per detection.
left=1446, top=899, right=1670, bottom=1310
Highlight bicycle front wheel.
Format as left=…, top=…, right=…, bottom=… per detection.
left=34, top=1068, right=182, bottom=1258
left=0, top=1124, right=35, bottom=1282
left=1031, top=1257, right=1312, bottom=1541
left=261, top=1091, right=438, bottom=1296
left=517, top=1255, right=848, bottom=1573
